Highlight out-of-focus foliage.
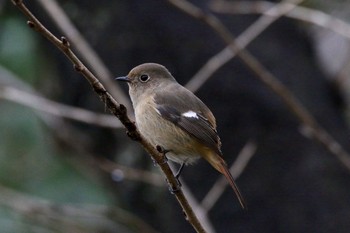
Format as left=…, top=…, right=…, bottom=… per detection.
left=0, top=15, right=39, bottom=83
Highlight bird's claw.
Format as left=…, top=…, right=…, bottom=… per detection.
left=156, top=145, right=169, bottom=165
left=167, top=177, right=182, bottom=194
left=156, top=145, right=182, bottom=193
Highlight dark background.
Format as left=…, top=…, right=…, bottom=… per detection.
left=1, top=0, right=350, bottom=232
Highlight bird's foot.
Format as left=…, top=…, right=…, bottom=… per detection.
left=168, top=162, right=185, bottom=194
left=156, top=145, right=170, bottom=155
left=155, top=145, right=183, bottom=193
left=155, top=145, right=169, bottom=165
left=174, top=162, right=185, bottom=179
left=167, top=177, right=182, bottom=194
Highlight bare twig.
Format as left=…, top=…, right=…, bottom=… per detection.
left=168, top=0, right=350, bottom=171
left=211, top=0, right=350, bottom=40
left=185, top=0, right=303, bottom=92
left=12, top=1, right=206, bottom=232
left=211, top=0, right=276, bottom=14
left=0, top=85, right=122, bottom=129
left=35, top=0, right=132, bottom=110
left=98, top=158, right=164, bottom=186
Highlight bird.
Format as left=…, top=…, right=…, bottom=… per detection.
left=116, top=63, right=246, bottom=209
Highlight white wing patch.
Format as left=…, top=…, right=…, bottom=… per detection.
left=182, top=110, right=199, bottom=119
left=154, top=106, right=161, bottom=115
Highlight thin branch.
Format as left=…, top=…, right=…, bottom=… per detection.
left=168, top=0, right=350, bottom=171
left=185, top=0, right=303, bottom=92
left=211, top=0, right=276, bottom=15
left=35, top=0, right=132, bottom=110
left=211, top=0, right=350, bottom=40
left=11, top=1, right=206, bottom=232
left=98, top=158, right=164, bottom=187
left=334, top=58, right=350, bottom=88
left=0, top=85, right=122, bottom=129
left=0, top=64, right=37, bottom=92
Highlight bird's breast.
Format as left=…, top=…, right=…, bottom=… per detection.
left=134, top=101, right=201, bottom=164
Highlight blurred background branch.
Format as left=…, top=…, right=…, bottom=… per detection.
left=0, top=85, right=122, bottom=129
left=185, top=0, right=303, bottom=92
left=0, top=184, right=160, bottom=233
left=211, top=0, right=350, bottom=40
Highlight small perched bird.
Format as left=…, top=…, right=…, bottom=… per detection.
left=116, top=63, right=246, bottom=209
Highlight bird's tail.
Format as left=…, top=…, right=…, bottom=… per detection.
left=203, top=151, right=247, bottom=210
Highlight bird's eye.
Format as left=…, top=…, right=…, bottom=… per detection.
left=139, top=74, right=150, bottom=82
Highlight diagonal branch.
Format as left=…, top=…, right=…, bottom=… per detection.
left=168, top=0, right=350, bottom=171
left=98, top=158, right=164, bottom=187
left=11, top=1, right=206, bottom=232
left=211, top=0, right=350, bottom=40
left=185, top=0, right=303, bottom=92
left=191, top=0, right=350, bottom=94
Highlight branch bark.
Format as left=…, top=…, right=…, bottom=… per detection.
left=211, top=0, right=350, bottom=40
left=185, top=0, right=303, bottom=92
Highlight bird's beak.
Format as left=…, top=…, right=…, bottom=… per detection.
left=115, top=76, right=130, bottom=82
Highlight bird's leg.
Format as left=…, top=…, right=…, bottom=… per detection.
left=156, top=145, right=183, bottom=193
left=175, top=162, right=185, bottom=179
left=155, top=145, right=169, bottom=165
left=168, top=162, right=186, bottom=194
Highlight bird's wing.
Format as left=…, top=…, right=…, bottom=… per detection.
left=154, top=85, right=221, bottom=155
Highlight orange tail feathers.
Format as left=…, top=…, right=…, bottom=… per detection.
left=204, top=152, right=247, bottom=210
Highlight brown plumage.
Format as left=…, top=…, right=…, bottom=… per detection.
left=117, top=63, right=246, bottom=209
